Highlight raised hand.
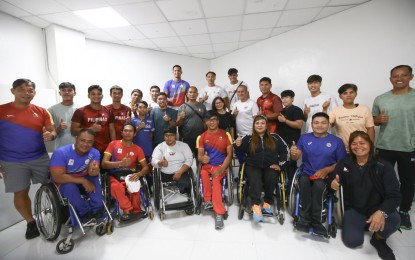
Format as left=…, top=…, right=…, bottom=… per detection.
left=201, top=152, right=210, bottom=164
left=378, top=109, right=389, bottom=124
left=258, top=107, right=263, bottom=115
left=125, top=111, right=131, bottom=122
left=121, top=154, right=131, bottom=168
left=290, top=141, right=299, bottom=157
left=178, top=110, right=186, bottom=120
left=304, top=105, right=310, bottom=117
left=42, top=126, right=52, bottom=142
left=159, top=156, right=168, bottom=167
left=322, top=98, right=331, bottom=110
left=232, top=106, right=239, bottom=116
left=91, top=121, right=102, bottom=132
left=163, top=112, right=171, bottom=122
left=58, top=118, right=67, bottom=131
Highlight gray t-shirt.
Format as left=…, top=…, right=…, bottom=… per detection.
left=372, top=89, right=415, bottom=152
left=178, top=102, right=206, bottom=139
left=150, top=107, right=177, bottom=146
left=48, top=103, right=77, bottom=149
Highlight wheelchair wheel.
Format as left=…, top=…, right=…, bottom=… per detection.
left=185, top=208, right=194, bottom=215
left=153, top=170, right=160, bottom=211
left=237, top=163, right=246, bottom=205
left=56, top=238, right=74, bottom=254
left=149, top=211, right=154, bottom=220
left=106, top=221, right=114, bottom=235
left=34, top=182, right=62, bottom=241
left=334, top=188, right=344, bottom=227
left=288, top=174, right=298, bottom=216
left=280, top=171, right=287, bottom=210
left=95, top=223, right=106, bottom=236
left=225, top=168, right=234, bottom=206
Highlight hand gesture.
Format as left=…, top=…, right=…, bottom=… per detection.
left=258, top=107, right=263, bottom=115
left=203, top=92, right=209, bottom=102
left=290, top=141, right=299, bottom=157
left=91, top=122, right=102, bottom=132
left=232, top=106, right=239, bottom=116
left=201, top=152, right=210, bottom=164
left=121, top=154, right=131, bottom=167
left=277, top=114, right=286, bottom=123
left=125, top=111, right=131, bottom=122
left=331, top=174, right=340, bottom=191
left=378, top=109, right=389, bottom=124
left=235, top=133, right=242, bottom=147
left=138, top=120, right=146, bottom=130
left=304, top=105, right=310, bottom=117
left=88, top=161, right=100, bottom=176
left=147, top=103, right=153, bottom=113
left=178, top=110, right=186, bottom=120
left=322, top=98, right=331, bottom=110
left=58, top=118, right=67, bottom=131
left=159, top=156, right=168, bottom=167
left=163, top=112, right=171, bottom=122
left=42, top=126, right=53, bottom=142
left=367, top=211, right=386, bottom=232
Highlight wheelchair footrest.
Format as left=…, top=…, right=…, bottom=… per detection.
left=164, top=201, right=194, bottom=211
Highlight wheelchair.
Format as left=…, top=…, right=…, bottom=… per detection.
left=102, top=169, right=154, bottom=223
left=153, top=167, right=198, bottom=220
left=195, top=162, right=234, bottom=216
left=237, top=163, right=288, bottom=224
left=34, top=181, right=113, bottom=254
left=288, top=166, right=343, bottom=238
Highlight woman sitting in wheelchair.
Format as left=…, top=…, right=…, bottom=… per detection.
left=290, top=112, right=346, bottom=234
left=50, top=129, right=104, bottom=224
left=329, top=131, right=401, bottom=260
left=234, top=114, right=288, bottom=222
left=102, top=122, right=150, bottom=221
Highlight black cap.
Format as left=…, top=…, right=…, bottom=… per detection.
left=163, top=126, right=177, bottom=134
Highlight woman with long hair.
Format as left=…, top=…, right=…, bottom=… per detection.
left=234, top=115, right=288, bottom=222
left=210, top=96, right=235, bottom=139
left=329, top=131, right=401, bottom=260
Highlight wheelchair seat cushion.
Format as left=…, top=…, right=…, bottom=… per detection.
left=125, top=175, right=141, bottom=193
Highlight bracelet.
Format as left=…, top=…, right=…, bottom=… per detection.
left=379, top=210, right=388, bottom=219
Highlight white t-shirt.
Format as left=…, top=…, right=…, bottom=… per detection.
left=224, top=81, right=249, bottom=109
left=231, top=99, right=259, bottom=136
left=303, top=92, right=338, bottom=133
left=151, top=141, right=193, bottom=174
left=200, top=85, right=227, bottom=110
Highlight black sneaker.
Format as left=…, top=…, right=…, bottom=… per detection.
left=399, top=211, right=412, bottom=230
left=312, top=222, right=328, bottom=236
left=295, top=220, right=310, bottom=233
left=25, top=220, right=40, bottom=239
left=215, top=214, right=224, bottom=230
left=370, top=233, right=396, bottom=260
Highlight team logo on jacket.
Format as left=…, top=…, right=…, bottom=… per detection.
left=130, top=152, right=134, bottom=156
left=85, top=159, right=90, bottom=165
left=33, top=112, right=39, bottom=118
left=343, top=167, right=349, bottom=173
left=326, top=143, right=332, bottom=148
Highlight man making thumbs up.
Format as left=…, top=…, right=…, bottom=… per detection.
left=372, top=65, right=415, bottom=230
left=256, top=77, right=283, bottom=133
left=48, top=82, right=77, bottom=149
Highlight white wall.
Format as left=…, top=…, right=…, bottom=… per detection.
left=211, top=0, right=415, bottom=109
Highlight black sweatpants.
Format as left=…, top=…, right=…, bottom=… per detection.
left=299, top=174, right=326, bottom=224
left=245, top=165, right=279, bottom=205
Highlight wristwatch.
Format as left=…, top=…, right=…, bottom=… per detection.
left=379, top=210, right=388, bottom=219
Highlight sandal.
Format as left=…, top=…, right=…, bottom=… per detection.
left=120, top=213, right=131, bottom=222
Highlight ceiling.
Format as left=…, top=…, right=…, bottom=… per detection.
left=0, top=0, right=370, bottom=59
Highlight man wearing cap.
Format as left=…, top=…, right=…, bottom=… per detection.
left=196, top=112, right=233, bottom=230
left=151, top=126, right=194, bottom=194
left=102, top=122, right=149, bottom=221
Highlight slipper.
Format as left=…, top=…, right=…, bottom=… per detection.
left=120, top=213, right=131, bottom=222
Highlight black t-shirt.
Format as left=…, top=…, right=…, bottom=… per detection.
left=277, top=105, right=304, bottom=146
left=209, top=110, right=235, bottom=134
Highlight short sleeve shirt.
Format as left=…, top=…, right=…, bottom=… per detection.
left=200, top=85, right=228, bottom=110
left=163, top=79, right=190, bottom=107
left=104, top=140, right=146, bottom=172
left=257, top=92, right=283, bottom=133
left=196, top=129, right=232, bottom=166
left=131, top=115, right=155, bottom=158
left=105, top=104, right=131, bottom=140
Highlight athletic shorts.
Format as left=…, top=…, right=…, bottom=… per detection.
left=1, top=153, right=50, bottom=193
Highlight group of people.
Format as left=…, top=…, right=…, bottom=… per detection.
left=0, top=64, right=413, bottom=260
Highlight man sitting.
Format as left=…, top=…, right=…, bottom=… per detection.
left=50, top=129, right=103, bottom=224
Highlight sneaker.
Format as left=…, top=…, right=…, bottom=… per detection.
left=370, top=233, right=396, bottom=260
left=312, top=222, right=327, bottom=236
left=399, top=211, right=412, bottom=230
left=215, top=215, right=224, bottom=230
left=25, top=220, right=40, bottom=239
left=252, top=204, right=264, bottom=223
left=204, top=201, right=213, bottom=210
left=262, top=202, right=273, bottom=215
left=295, top=220, right=310, bottom=233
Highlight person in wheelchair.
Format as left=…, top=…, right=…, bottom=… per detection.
left=151, top=126, right=193, bottom=195
left=102, top=122, right=150, bottom=221
left=196, top=111, right=233, bottom=230
left=234, top=114, right=288, bottom=222
left=290, top=112, right=346, bottom=235
left=50, top=128, right=103, bottom=225
left=329, top=131, right=401, bottom=260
